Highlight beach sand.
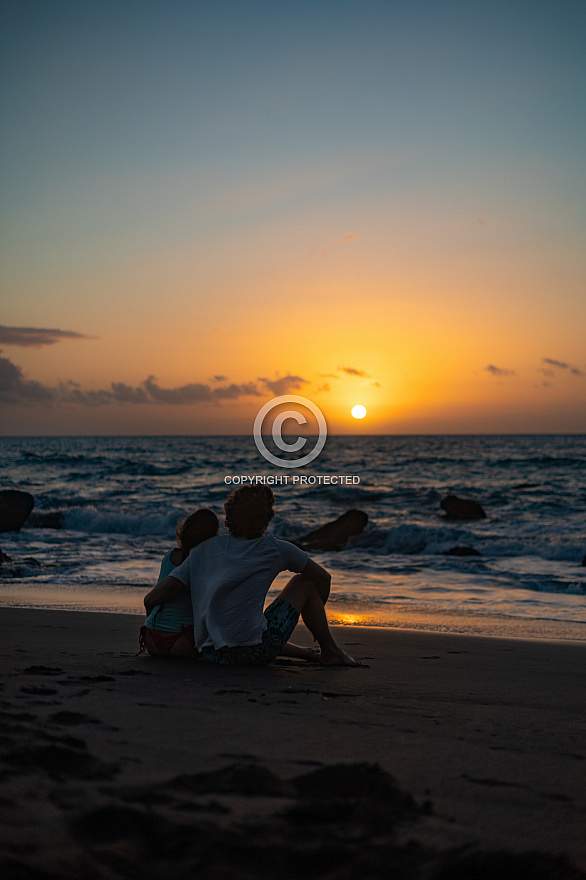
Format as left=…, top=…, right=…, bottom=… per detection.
left=0, top=606, right=584, bottom=879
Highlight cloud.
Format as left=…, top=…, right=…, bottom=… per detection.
left=338, top=366, right=370, bottom=378
left=371, top=381, right=381, bottom=388
left=0, top=352, right=264, bottom=407
left=259, top=375, right=309, bottom=395
left=0, top=352, right=56, bottom=402
left=212, top=375, right=227, bottom=382
left=543, top=358, right=569, bottom=369
left=542, top=358, right=584, bottom=377
left=334, top=232, right=358, bottom=243
left=485, top=364, right=516, bottom=377
left=110, top=383, right=150, bottom=403
left=0, top=325, right=96, bottom=348
left=317, top=383, right=330, bottom=392
left=213, top=382, right=261, bottom=400
left=58, top=383, right=114, bottom=406
left=143, top=376, right=262, bottom=405
left=0, top=354, right=317, bottom=409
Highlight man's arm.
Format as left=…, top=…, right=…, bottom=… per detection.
left=144, top=575, right=187, bottom=615
left=301, top=557, right=332, bottom=601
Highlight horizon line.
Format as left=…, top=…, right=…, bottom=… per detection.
left=1, top=432, right=586, bottom=439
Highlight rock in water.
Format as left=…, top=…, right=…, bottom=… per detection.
left=27, top=511, right=64, bottom=529
left=297, top=509, right=368, bottom=551
left=0, top=490, right=34, bottom=532
left=440, top=495, right=486, bottom=520
left=444, top=546, right=482, bottom=557
left=581, top=555, right=586, bottom=567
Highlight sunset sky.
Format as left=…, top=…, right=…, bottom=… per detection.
left=1, top=0, right=585, bottom=435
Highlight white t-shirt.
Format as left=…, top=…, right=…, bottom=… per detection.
left=169, top=533, right=308, bottom=650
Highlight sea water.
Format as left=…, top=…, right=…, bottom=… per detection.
left=1, top=435, right=585, bottom=639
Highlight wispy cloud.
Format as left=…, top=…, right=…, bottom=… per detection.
left=0, top=325, right=97, bottom=348
left=334, top=232, right=358, bottom=243
left=485, top=364, right=516, bottom=377
left=338, top=366, right=370, bottom=378
left=542, top=357, right=584, bottom=376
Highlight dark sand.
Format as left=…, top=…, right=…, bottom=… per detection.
left=0, top=607, right=584, bottom=879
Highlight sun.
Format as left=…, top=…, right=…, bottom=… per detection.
left=351, top=404, right=367, bottom=419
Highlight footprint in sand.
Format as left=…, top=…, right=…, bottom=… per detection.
left=20, top=685, right=58, bottom=696
left=5, top=741, right=118, bottom=780
left=48, top=711, right=101, bottom=726
left=23, top=665, right=64, bottom=676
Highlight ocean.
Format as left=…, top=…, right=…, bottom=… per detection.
left=1, top=435, right=585, bottom=640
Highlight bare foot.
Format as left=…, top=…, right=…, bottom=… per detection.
left=280, top=643, right=321, bottom=663
left=319, top=647, right=363, bottom=667
left=302, top=646, right=322, bottom=664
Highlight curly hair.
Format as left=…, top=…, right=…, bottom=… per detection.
left=224, top=485, right=275, bottom=539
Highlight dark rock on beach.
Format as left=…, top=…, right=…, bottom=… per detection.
left=0, top=547, right=13, bottom=564
left=444, top=546, right=482, bottom=557
left=440, top=494, right=486, bottom=520
left=27, top=511, right=64, bottom=529
left=296, top=509, right=368, bottom=551
left=581, top=555, right=586, bottom=567
left=0, top=490, right=34, bottom=532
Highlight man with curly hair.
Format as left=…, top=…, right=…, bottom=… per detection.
left=144, top=485, right=360, bottom=666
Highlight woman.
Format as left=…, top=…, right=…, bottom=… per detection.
left=140, top=508, right=219, bottom=656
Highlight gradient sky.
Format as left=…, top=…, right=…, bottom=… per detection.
left=1, top=0, right=585, bottom=435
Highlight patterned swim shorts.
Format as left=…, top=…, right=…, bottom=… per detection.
left=200, top=598, right=300, bottom=666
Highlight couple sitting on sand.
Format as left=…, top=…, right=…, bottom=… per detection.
left=141, top=485, right=360, bottom=666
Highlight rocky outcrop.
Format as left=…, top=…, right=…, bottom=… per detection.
left=0, top=490, right=34, bottom=532
left=440, top=495, right=486, bottom=521
left=581, top=555, right=586, bottom=567
left=0, top=547, right=13, bottom=564
left=444, top=546, right=482, bottom=557
left=296, top=509, right=368, bottom=551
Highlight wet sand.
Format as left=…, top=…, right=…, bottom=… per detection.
left=0, top=606, right=584, bottom=879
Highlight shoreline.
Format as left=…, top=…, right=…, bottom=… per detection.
left=1, top=606, right=585, bottom=877
left=1, top=586, right=585, bottom=643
